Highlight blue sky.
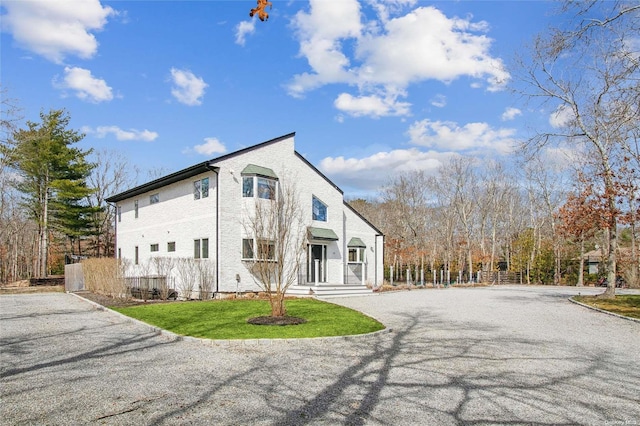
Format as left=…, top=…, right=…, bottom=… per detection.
left=1, top=0, right=565, bottom=197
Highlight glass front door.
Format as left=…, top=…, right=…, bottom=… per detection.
left=307, top=244, right=326, bottom=283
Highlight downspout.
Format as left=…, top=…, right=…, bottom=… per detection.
left=106, top=201, right=117, bottom=259
left=206, top=165, right=220, bottom=297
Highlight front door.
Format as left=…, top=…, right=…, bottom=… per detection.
left=307, top=244, right=326, bottom=283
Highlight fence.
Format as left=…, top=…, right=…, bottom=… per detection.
left=65, top=263, right=85, bottom=292
left=124, top=276, right=177, bottom=300
left=479, top=271, right=523, bottom=285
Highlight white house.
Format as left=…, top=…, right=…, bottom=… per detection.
left=106, top=133, right=384, bottom=297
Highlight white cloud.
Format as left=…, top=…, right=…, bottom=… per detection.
left=235, top=20, right=256, bottom=46
left=84, top=125, right=158, bottom=142
left=288, top=3, right=509, bottom=116
left=192, top=137, right=227, bottom=155
left=549, top=104, right=574, bottom=128
left=430, top=94, right=447, bottom=108
left=408, top=119, right=516, bottom=155
left=320, top=148, right=454, bottom=190
left=169, top=68, right=208, bottom=106
left=1, top=0, right=116, bottom=63
left=54, top=66, right=113, bottom=103
left=334, top=92, right=410, bottom=118
left=501, top=107, right=521, bottom=121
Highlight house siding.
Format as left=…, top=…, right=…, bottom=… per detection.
left=111, top=133, right=383, bottom=296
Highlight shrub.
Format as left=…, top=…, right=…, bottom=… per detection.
left=82, top=258, right=128, bottom=299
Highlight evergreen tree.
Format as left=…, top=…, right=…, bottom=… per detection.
left=7, top=109, right=96, bottom=276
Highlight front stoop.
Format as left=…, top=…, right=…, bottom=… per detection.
left=288, top=284, right=375, bottom=298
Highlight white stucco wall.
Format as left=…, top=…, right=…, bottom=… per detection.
left=114, top=171, right=217, bottom=281
left=213, top=135, right=347, bottom=292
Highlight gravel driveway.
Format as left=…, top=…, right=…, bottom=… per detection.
left=1, top=286, right=639, bottom=425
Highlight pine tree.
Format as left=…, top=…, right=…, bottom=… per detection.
left=7, top=109, right=96, bottom=276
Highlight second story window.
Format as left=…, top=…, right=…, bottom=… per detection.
left=257, top=177, right=276, bottom=200
left=134, top=200, right=139, bottom=218
left=194, top=177, right=209, bottom=200
left=241, top=164, right=278, bottom=200
left=312, top=196, right=327, bottom=221
left=150, top=193, right=159, bottom=204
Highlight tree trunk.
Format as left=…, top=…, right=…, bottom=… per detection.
left=577, top=237, right=585, bottom=287
left=270, top=294, right=286, bottom=317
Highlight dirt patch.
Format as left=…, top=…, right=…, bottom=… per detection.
left=73, top=291, right=166, bottom=308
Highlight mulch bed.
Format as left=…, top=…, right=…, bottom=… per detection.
left=247, top=316, right=307, bottom=326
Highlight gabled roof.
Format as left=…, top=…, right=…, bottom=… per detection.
left=106, top=132, right=295, bottom=203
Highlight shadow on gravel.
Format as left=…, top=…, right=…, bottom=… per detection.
left=0, top=330, right=173, bottom=380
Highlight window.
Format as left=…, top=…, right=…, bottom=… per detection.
left=194, top=238, right=209, bottom=259
left=348, top=248, right=366, bottom=263
left=242, top=238, right=275, bottom=260
left=312, top=196, right=327, bottom=221
left=242, top=177, right=254, bottom=197
left=257, top=177, right=276, bottom=200
left=150, top=244, right=159, bottom=252
left=134, top=200, right=139, bottom=218
left=257, top=239, right=275, bottom=260
left=150, top=193, right=159, bottom=204
left=117, top=206, right=121, bottom=222
left=194, top=180, right=201, bottom=200
left=135, top=246, right=139, bottom=265
left=167, top=242, right=176, bottom=252
left=242, top=238, right=254, bottom=259
left=194, top=177, right=209, bottom=200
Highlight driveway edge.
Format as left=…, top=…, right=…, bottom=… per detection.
left=68, top=292, right=393, bottom=346
left=568, top=297, right=640, bottom=323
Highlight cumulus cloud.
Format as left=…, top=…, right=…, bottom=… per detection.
left=408, top=119, right=516, bottom=155
left=430, top=94, right=447, bottom=108
left=334, top=92, right=410, bottom=118
left=549, top=104, right=574, bottom=128
left=84, top=125, right=158, bottom=141
left=169, top=68, right=208, bottom=106
left=192, top=137, right=227, bottom=155
left=1, top=0, right=116, bottom=63
left=501, top=107, right=521, bottom=121
left=54, top=67, right=113, bottom=103
left=320, top=148, right=454, bottom=190
left=288, top=2, right=509, bottom=116
left=235, top=20, right=256, bottom=46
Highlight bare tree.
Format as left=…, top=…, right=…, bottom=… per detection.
left=176, top=258, right=198, bottom=300
left=242, top=179, right=306, bottom=317
left=515, top=1, right=639, bottom=297
left=86, top=149, right=137, bottom=257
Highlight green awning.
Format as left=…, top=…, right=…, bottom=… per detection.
left=308, top=227, right=339, bottom=241
left=241, top=164, right=278, bottom=179
left=347, top=237, right=366, bottom=248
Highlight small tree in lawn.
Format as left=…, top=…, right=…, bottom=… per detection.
left=243, top=179, right=305, bottom=317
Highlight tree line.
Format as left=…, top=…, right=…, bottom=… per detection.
left=0, top=2, right=637, bottom=298
left=0, top=101, right=139, bottom=283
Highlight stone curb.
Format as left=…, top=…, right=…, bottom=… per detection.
left=568, top=297, right=640, bottom=324
left=68, top=292, right=393, bottom=346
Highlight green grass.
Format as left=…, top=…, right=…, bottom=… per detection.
left=574, top=295, right=640, bottom=320
left=111, top=298, right=385, bottom=339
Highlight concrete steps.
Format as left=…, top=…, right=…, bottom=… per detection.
left=287, top=284, right=375, bottom=298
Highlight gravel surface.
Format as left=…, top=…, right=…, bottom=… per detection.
left=1, top=286, right=639, bottom=425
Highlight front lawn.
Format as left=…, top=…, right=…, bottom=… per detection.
left=573, top=295, right=640, bottom=320
left=112, top=298, right=385, bottom=339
